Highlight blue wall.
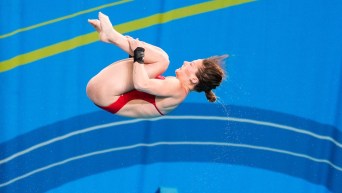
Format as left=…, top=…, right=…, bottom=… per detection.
left=1, top=0, right=341, bottom=192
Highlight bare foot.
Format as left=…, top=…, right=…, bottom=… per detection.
left=88, top=12, right=119, bottom=43
left=88, top=19, right=101, bottom=33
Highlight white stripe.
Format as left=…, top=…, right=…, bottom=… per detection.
left=1, top=115, right=341, bottom=166
left=0, top=141, right=341, bottom=188
left=162, top=116, right=342, bottom=148
left=0, top=119, right=143, bottom=165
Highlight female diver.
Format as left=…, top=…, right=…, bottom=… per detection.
left=86, top=12, right=227, bottom=118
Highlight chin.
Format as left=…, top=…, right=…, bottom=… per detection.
left=175, top=69, right=183, bottom=79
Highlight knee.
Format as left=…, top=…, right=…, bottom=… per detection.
left=161, top=57, right=170, bottom=72
left=86, top=78, right=97, bottom=101
left=86, top=78, right=106, bottom=104
left=161, top=52, right=170, bottom=69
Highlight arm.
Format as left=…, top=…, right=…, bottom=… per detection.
left=126, top=36, right=169, bottom=65
left=132, top=47, right=180, bottom=97
left=133, top=63, right=180, bottom=97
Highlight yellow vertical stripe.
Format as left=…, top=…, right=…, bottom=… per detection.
left=0, top=0, right=254, bottom=73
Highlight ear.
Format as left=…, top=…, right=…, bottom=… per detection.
left=190, top=76, right=199, bottom=84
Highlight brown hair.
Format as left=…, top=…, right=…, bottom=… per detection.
left=193, top=55, right=228, bottom=102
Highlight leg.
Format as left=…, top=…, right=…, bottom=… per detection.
left=88, top=12, right=169, bottom=65
left=86, top=59, right=163, bottom=107
left=87, top=13, right=170, bottom=106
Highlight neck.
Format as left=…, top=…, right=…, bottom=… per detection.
left=180, top=80, right=194, bottom=95
left=182, top=85, right=191, bottom=94
left=175, top=73, right=192, bottom=94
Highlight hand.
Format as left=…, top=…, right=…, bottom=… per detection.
left=126, top=36, right=145, bottom=63
left=126, top=36, right=143, bottom=52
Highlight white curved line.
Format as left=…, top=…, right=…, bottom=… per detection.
left=0, top=116, right=341, bottom=166
left=0, top=119, right=144, bottom=164
left=163, top=116, right=342, bottom=148
left=0, top=141, right=341, bottom=188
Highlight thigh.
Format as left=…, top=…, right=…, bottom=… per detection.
left=90, top=59, right=166, bottom=99
left=91, top=59, right=134, bottom=95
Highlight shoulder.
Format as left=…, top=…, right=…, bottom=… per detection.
left=163, top=76, right=181, bottom=84
left=155, top=76, right=184, bottom=97
left=162, top=77, right=187, bottom=97
left=156, top=77, right=188, bottom=111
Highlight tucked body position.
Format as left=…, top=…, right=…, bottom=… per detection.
left=86, top=12, right=228, bottom=118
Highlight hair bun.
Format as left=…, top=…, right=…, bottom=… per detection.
left=205, top=90, right=216, bottom=102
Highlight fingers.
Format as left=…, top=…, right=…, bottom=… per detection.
left=136, top=39, right=142, bottom=47
left=126, top=36, right=138, bottom=45
left=134, top=39, right=142, bottom=47
left=128, top=37, right=138, bottom=49
left=125, top=36, right=144, bottom=53
left=125, top=36, right=135, bottom=51
left=125, top=35, right=133, bottom=39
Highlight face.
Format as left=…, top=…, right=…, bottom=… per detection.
left=176, top=59, right=203, bottom=86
